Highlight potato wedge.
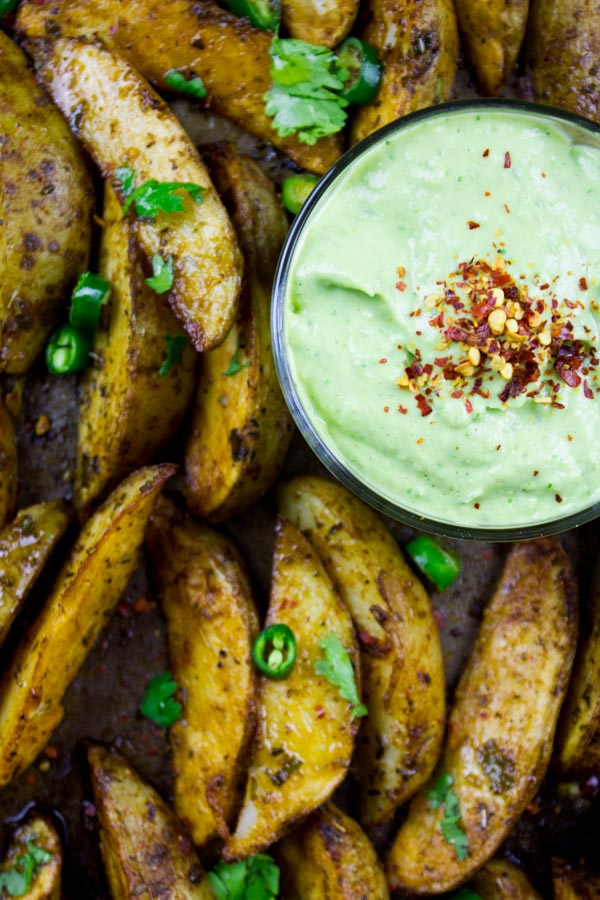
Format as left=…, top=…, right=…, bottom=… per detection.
left=275, top=802, right=389, bottom=899
left=526, top=0, right=600, bottom=125
left=387, top=538, right=578, bottom=894
left=40, top=37, right=242, bottom=353
left=75, top=184, right=196, bottom=517
left=88, top=744, right=213, bottom=899
left=0, top=500, right=71, bottom=648
left=0, top=31, right=94, bottom=374
left=184, top=144, right=293, bottom=521
left=281, top=0, right=360, bottom=47
left=453, top=0, right=529, bottom=96
left=225, top=516, right=361, bottom=859
left=552, top=858, right=600, bottom=900
left=0, top=396, right=17, bottom=530
left=279, top=475, right=445, bottom=827
left=0, top=464, right=175, bottom=788
left=469, top=859, right=542, bottom=899
left=349, top=0, right=459, bottom=144
left=18, top=0, right=342, bottom=174
left=146, top=495, right=259, bottom=847
left=0, top=815, right=62, bottom=900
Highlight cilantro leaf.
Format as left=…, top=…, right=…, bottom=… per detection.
left=122, top=180, right=205, bottom=218
left=314, top=633, right=367, bottom=718
left=165, top=69, right=207, bottom=99
left=425, top=771, right=454, bottom=809
left=114, top=163, right=136, bottom=198
left=159, top=333, right=187, bottom=376
left=440, top=813, right=469, bottom=861
left=140, top=672, right=182, bottom=727
left=208, top=854, right=279, bottom=900
left=225, top=334, right=251, bottom=376
left=0, top=841, right=53, bottom=897
left=25, top=843, right=53, bottom=868
left=424, top=772, right=469, bottom=861
left=146, top=254, right=174, bottom=294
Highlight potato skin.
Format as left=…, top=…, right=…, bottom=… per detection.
left=454, top=0, right=530, bottom=95
left=281, top=0, right=360, bottom=47
left=146, top=495, right=259, bottom=848
left=552, top=858, right=600, bottom=900
left=387, top=538, right=578, bottom=894
left=0, top=31, right=93, bottom=373
left=469, top=858, right=542, bottom=899
left=0, top=815, right=62, bottom=900
left=0, top=396, right=17, bottom=530
left=184, top=144, right=293, bottom=521
left=350, top=0, right=459, bottom=144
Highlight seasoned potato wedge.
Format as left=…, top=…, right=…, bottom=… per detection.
left=0, top=464, right=174, bottom=788
left=18, top=0, right=342, bottom=174
left=0, top=815, right=62, bottom=900
left=387, top=538, right=578, bottom=894
left=225, top=516, right=361, bottom=859
left=75, top=185, right=196, bottom=517
left=146, top=495, right=259, bottom=847
left=0, top=396, right=17, bottom=530
left=281, top=0, right=360, bottom=47
left=0, top=500, right=71, bottom=648
left=184, top=144, right=293, bottom=521
left=453, top=0, right=529, bottom=95
left=279, top=475, right=445, bottom=827
left=40, top=37, right=242, bottom=352
left=0, top=31, right=93, bottom=373
left=88, top=745, right=213, bottom=899
left=552, top=858, right=600, bottom=900
left=526, top=0, right=600, bottom=124
left=350, top=0, right=459, bottom=144
left=275, top=803, right=389, bottom=899
left=469, top=859, right=542, bottom=899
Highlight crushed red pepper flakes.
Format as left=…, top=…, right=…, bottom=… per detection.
left=555, top=494, right=563, bottom=503
left=504, top=151, right=512, bottom=168
left=396, top=281, right=407, bottom=292
left=379, top=357, right=388, bottom=364
left=467, top=220, right=480, bottom=230
left=580, top=277, right=588, bottom=291
left=483, top=148, right=490, bottom=157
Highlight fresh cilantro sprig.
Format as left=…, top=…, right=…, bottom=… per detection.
left=159, top=334, right=187, bottom=377
left=0, top=841, right=53, bottom=897
left=164, top=69, right=207, bottom=100
left=115, top=163, right=136, bottom=197
left=140, top=672, right=182, bottom=727
left=225, top=334, right=251, bottom=376
left=208, top=854, right=279, bottom=900
left=425, top=772, right=469, bottom=861
left=314, top=633, right=367, bottom=719
left=146, top=254, right=174, bottom=294
left=122, top=180, right=204, bottom=218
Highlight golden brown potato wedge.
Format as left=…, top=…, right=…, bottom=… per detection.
left=281, top=0, right=360, bottom=47
left=39, top=37, right=242, bottom=353
left=453, top=0, right=530, bottom=96
left=387, top=538, right=578, bottom=894
left=225, top=516, right=361, bottom=859
left=469, top=859, right=542, bottom=899
left=526, top=0, right=600, bottom=125
left=75, top=184, right=196, bottom=517
left=0, top=396, right=17, bottom=530
left=0, top=464, right=175, bottom=788
left=0, top=31, right=93, bottom=374
left=350, top=0, right=459, bottom=144
left=275, top=802, right=389, bottom=899
left=184, top=144, right=293, bottom=521
left=279, top=475, right=445, bottom=827
left=0, top=500, right=71, bottom=648
left=552, top=858, right=600, bottom=900
left=0, top=815, right=62, bottom=900
left=18, top=0, right=342, bottom=174
left=88, top=744, right=213, bottom=899
left=146, top=495, right=259, bottom=848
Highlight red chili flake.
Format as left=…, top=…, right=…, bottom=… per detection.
left=504, top=151, right=512, bottom=168
left=503, top=204, right=511, bottom=214
left=383, top=406, right=389, bottom=413
left=415, top=394, right=432, bottom=417
left=567, top=434, right=573, bottom=441
left=117, top=600, right=133, bottom=618
left=396, top=281, right=407, bottom=292
left=434, top=356, right=450, bottom=366
left=541, top=172, right=547, bottom=178
left=451, top=390, right=464, bottom=399
left=379, top=357, right=388, bottom=364
left=539, top=283, right=550, bottom=290
left=584, top=379, right=594, bottom=399
left=474, top=502, right=480, bottom=509
left=533, top=470, right=539, bottom=476
left=555, top=494, right=563, bottom=503
left=45, top=745, right=59, bottom=760
left=464, top=398, right=473, bottom=413
left=398, top=404, right=408, bottom=414
left=27, top=773, right=37, bottom=785
left=496, top=444, right=501, bottom=451
left=580, top=277, right=588, bottom=291
left=483, top=148, right=490, bottom=157
left=484, top=191, right=491, bottom=197
left=467, top=220, right=480, bottom=230
left=134, top=596, right=152, bottom=614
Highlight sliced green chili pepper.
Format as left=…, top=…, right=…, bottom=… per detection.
left=46, top=324, right=92, bottom=375
left=406, top=535, right=461, bottom=591
left=336, top=37, right=382, bottom=106
left=69, top=272, right=111, bottom=331
left=253, top=624, right=297, bottom=679
left=282, top=174, right=320, bottom=215
left=227, top=0, right=280, bottom=30
left=164, top=70, right=207, bottom=100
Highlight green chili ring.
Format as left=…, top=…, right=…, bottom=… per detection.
left=253, top=624, right=297, bottom=679
left=406, top=535, right=461, bottom=591
left=46, top=324, right=92, bottom=375
left=336, top=37, right=382, bottom=106
left=226, top=0, right=281, bottom=31
left=69, top=272, right=111, bottom=331
left=282, top=174, right=320, bottom=215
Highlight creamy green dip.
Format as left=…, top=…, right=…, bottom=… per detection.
left=281, top=106, right=600, bottom=530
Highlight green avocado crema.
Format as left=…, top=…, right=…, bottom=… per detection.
left=282, top=107, right=600, bottom=528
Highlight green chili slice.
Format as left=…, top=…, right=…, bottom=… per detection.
left=69, top=272, right=110, bottom=331
left=253, top=624, right=297, bottom=679
left=336, top=37, right=382, bottom=106
left=406, top=535, right=460, bottom=591
left=282, top=174, right=320, bottom=215
left=164, top=70, right=207, bottom=100
left=46, top=324, right=92, bottom=374
left=227, top=0, right=280, bottom=30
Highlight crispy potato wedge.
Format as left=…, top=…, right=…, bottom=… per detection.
left=387, top=538, right=578, bottom=894
left=0, top=464, right=175, bottom=788
left=279, top=475, right=445, bottom=827
left=526, top=0, right=600, bottom=125
left=225, top=516, right=361, bottom=859
left=88, top=745, right=213, bottom=899
left=18, top=0, right=342, bottom=174
left=275, top=802, right=389, bottom=899
left=0, top=31, right=93, bottom=374
left=350, top=0, right=459, bottom=144
left=40, top=38, right=242, bottom=353
left=0, top=500, right=71, bottom=648
left=469, top=859, right=542, bottom=899
left=146, top=495, right=259, bottom=847
left=0, top=815, right=62, bottom=900
left=552, top=858, right=600, bottom=900
left=184, top=144, right=293, bottom=521
left=75, top=185, right=196, bottom=517
left=0, top=396, right=17, bottom=530
left=281, top=0, right=360, bottom=47
left=453, top=0, right=529, bottom=96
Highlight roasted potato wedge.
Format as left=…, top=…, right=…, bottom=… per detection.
left=225, top=516, right=361, bottom=859
left=469, top=859, right=542, bottom=899
left=350, top=0, right=459, bottom=144
left=552, top=858, right=600, bottom=900
left=88, top=744, right=213, bottom=899
left=0, top=396, right=17, bottom=530
left=0, top=31, right=93, bottom=374
left=275, top=802, right=389, bottom=899
left=0, top=500, right=71, bottom=648
left=184, top=144, right=293, bottom=521
left=146, top=495, right=259, bottom=847
left=0, top=464, right=174, bottom=788
left=279, top=475, right=445, bottom=827
left=18, top=0, right=342, bottom=174
left=453, top=0, right=530, bottom=95
left=387, top=538, right=578, bottom=894
left=40, top=37, right=242, bottom=353
left=526, top=0, right=600, bottom=124
left=0, top=815, right=62, bottom=900
left=281, top=0, right=360, bottom=47
left=75, top=185, right=196, bottom=517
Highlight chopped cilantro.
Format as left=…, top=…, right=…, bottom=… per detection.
left=225, top=334, right=251, bottom=376
left=208, top=854, right=279, bottom=900
left=122, top=180, right=204, bottom=218
left=425, top=772, right=469, bottom=861
left=425, top=771, right=454, bottom=808
left=146, top=254, right=174, bottom=294
left=0, top=840, right=53, bottom=897
left=114, top=163, right=136, bottom=198
left=314, top=633, right=367, bottom=719
left=140, top=672, right=182, bottom=727
left=164, top=69, right=207, bottom=99
left=159, top=334, right=187, bottom=377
